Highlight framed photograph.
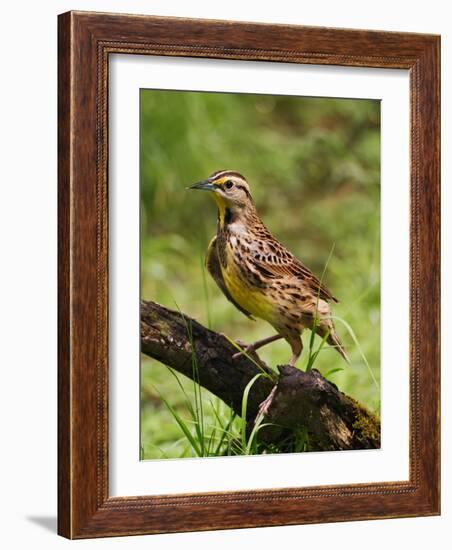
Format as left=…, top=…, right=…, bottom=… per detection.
left=58, top=11, right=440, bottom=538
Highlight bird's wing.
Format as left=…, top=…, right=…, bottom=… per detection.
left=206, top=236, right=255, bottom=319
left=249, top=237, right=338, bottom=303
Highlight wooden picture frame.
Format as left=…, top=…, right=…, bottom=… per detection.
left=58, top=11, right=440, bottom=538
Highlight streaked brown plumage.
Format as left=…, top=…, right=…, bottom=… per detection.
left=190, top=170, right=348, bottom=366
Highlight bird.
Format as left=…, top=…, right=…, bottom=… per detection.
left=189, top=169, right=348, bottom=367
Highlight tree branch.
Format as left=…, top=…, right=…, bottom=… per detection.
left=141, top=300, right=380, bottom=451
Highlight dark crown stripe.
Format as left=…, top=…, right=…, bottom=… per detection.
left=210, top=170, right=246, bottom=182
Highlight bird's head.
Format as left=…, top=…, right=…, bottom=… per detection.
left=188, top=170, right=254, bottom=223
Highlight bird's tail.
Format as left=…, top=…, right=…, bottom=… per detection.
left=316, top=323, right=350, bottom=364
left=327, top=332, right=350, bottom=364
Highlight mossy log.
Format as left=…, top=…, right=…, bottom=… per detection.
left=141, top=300, right=380, bottom=451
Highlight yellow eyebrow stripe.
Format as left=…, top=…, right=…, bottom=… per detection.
left=211, top=176, right=228, bottom=186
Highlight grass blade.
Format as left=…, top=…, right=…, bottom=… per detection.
left=153, top=386, right=202, bottom=457
left=330, top=315, right=380, bottom=391
left=240, top=373, right=264, bottom=451
left=325, top=367, right=344, bottom=378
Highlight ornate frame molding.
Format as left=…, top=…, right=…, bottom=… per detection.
left=58, top=11, right=440, bottom=538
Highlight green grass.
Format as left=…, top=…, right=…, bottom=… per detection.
left=143, top=331, right=270, bottom=459
left=140, top=89, right=381, bottom=459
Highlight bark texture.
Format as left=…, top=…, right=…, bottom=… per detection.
left=141, top=300, right=380, bottom=451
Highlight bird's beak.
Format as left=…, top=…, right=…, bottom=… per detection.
left=187, top=179, right=216, bottom=192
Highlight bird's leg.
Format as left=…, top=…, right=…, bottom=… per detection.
left=256, top=385, right=278, bottom=421
left=232, top=334, right=283, bottom=361
left=255, top=335, right=302, bottom=421
left=287, top=334, right=303, bottom=367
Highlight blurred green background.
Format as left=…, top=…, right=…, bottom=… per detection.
left=140, top=89, right=380, bottom=460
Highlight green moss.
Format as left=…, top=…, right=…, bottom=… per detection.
left=350, top=398, right=381, bottom=446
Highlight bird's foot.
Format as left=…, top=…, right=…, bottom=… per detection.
left=256, top=385, right=278, bottom=422
left=232, top=340, right=262, bottom=364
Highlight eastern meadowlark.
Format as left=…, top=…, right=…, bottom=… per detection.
left=189, top=170, right=348, bottom=367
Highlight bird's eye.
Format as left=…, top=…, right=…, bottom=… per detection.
left=225, top=180, right=234, bottom=189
